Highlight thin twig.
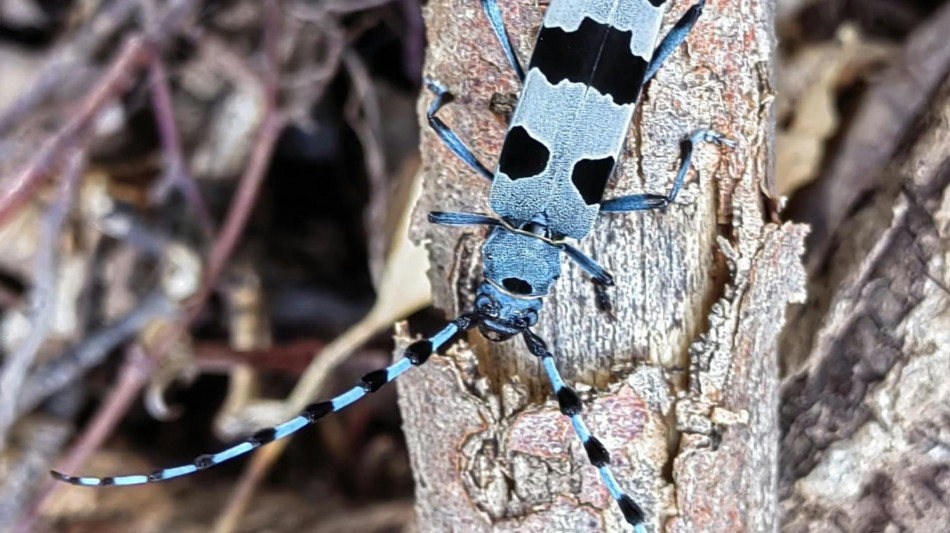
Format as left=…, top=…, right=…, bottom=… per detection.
left=0, top=150, right=85, bottom=452
left=0, top=418, right=73, bottom=529
left=148, top=58, right=215, bottom=237
left=193, top=339, right=331, bottom=374
left=343, top=50, right=388, bottom=281
left=17, top=291, right=176, bottom=419
left=0, top=0, right=143, bottom=134
left=202, top=115, right=279, bottom=304
left=280, top=17, right=345, bottom=91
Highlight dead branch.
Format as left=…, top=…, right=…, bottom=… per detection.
left=343, top=50, right=388, bottom=281
left=797, top=2, right=950, bottom=271
left=0, top=150, right=85, bottom=451
left=16, top=291, right=176, bottom=420
left=399, top=0, right=806, bottom=531
left=779, top=70, right=950, bottom=533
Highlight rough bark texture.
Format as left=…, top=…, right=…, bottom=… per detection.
left=779, top=78, right=950, bottom=532
left=397, top=0, right=805, bottom=531
left=779, top=3, right=950, bottom=375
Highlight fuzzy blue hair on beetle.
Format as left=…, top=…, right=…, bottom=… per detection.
left=54, top=1, right=734, bottom=530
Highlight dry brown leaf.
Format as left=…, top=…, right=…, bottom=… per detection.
left=777, top=25, right=894, bottom=195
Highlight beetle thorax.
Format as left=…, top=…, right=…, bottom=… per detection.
left=475, top=226, right=561, bottom=339
left=482, top=226, right=561, bottom=298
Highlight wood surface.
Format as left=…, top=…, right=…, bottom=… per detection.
left=397, top=1, right=805, bottom=531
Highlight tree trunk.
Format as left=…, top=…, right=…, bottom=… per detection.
left=779, top=75, right=950, bottom=532
left=397, top=0, right=803, bottom=531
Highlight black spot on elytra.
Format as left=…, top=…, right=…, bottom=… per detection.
left=498, top=126, right=550, bottom=179
left=530, top=18, right=648, bottom=105
left=571, top=156, right=615, bottom=205
left=591, top=32, right=648, bottom=106
left=502, top=277, right=533, bottom=295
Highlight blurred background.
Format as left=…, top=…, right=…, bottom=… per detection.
left=0, top=0, right=947, bottom=531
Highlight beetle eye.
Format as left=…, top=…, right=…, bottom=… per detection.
left=476, top=295, right=502, bottom=319
left=523, top=309, right=538, bottom=326
left=502, top=277, right=533, bottom=295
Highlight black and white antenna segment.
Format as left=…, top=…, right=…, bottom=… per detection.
left=53, top=1, right=733, bottom=530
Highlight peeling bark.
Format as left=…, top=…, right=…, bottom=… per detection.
left=780, top=77, right=950, bottom=533
left=398, top=1, right=803, bottom=531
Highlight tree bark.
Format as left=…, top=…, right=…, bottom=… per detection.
left=779, top=75, right=950, bottom=532
left=398, top=0, right=803, bottom=531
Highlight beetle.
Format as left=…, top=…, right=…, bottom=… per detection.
left=53, top=0, right=732, bottom=530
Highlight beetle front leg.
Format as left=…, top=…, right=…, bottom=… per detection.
left=480, top=0, right=525, bottom=82
left=557, top=241, right=616, bottom=320
left=644, top=0, right=707, bottom=83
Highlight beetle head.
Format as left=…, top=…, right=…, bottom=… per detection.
left=474, top=282, right=541, bottom=341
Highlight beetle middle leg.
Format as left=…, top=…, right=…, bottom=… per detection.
left=599, top=130, right=733, bottom=214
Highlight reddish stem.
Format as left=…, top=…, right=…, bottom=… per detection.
left=0, top=38, right=152, bottom=228
left=16, top=6, right=284, bottom=529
